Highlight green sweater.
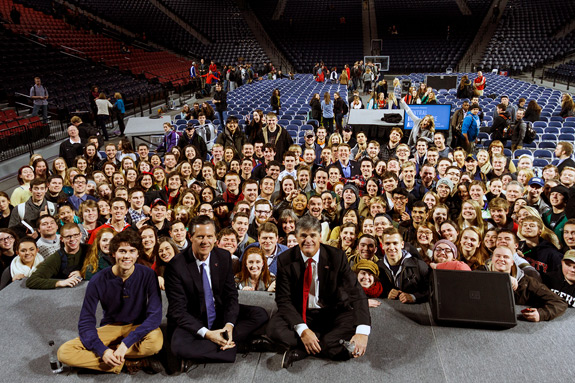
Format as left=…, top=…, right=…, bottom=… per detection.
left=26, top=246, right=86, bottom=289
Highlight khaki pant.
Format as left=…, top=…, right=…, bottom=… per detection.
left=58, top=325, right=163, bottom=374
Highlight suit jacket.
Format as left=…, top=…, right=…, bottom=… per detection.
left=165, top=247, right=239, bottom=334
left=333, top=159, right=361, bottom=179
left=275, top=244, right=370, bottom=330
left=557, top=158, right=575, bottom=174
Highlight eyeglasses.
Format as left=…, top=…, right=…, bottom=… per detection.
left=62, top=233, right=82, bottom=240
left=0, top=236, right=14, bottom=242
left=255, top=210, right=271, bottom=215
left=435, top=248, right=453, bottom=254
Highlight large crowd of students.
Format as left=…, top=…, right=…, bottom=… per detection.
left=1, top=74, right=575, bottom=375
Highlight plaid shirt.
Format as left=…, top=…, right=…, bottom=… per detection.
left=128, top=208, right=147, bottom=225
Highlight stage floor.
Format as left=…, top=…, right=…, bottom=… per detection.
left=1, top=281, right=574, bottom=382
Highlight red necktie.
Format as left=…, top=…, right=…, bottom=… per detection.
left=302, top=258, right=313, bottom=323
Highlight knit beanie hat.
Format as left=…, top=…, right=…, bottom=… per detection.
left=432, top=239, right=458, bottom=260
left=354, top=259, right=380, bottom=278
left=437, top=178, right=454, bottom=193
left=342, top=183, right=359, bottom=200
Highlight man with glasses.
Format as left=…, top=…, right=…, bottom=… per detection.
left=27, top=223, right=87, bottom=289
left=0, top=229, right=18, bottom=275
left=68, top=174, right=98, bottom=211
left=390, top=188, right=411, bottom=225
left=248, top=200, right=273, bottom=239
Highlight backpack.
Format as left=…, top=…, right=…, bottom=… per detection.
left=502, top=118, right=514, bottom=140
left=523, top=121, right=537, bottom=144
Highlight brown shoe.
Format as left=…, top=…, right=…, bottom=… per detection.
left=124, top=357, right=163, bottom=375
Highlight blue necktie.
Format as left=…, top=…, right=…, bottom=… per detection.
left=201, top=263, right=216, bottom=329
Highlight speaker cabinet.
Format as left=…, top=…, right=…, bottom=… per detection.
left=430, top=269, right=517, bottom=329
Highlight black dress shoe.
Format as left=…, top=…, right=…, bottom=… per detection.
left=181, top=359, right=199, bottom=373
left=281, top=349, right=307, bottom=369
left=247, top=336, right=276, bottom=353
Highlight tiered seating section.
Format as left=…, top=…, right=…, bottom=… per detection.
left=161, top=0, right=268, bottom=68
left=2, top=0, right=194, bottom=85
left=480, top=0, right=575, bottom=73
left=374, top=0, right=489, bottom=72
left=250, top=0, right=363, bottom=72
left=545, top=60, right=575, bottom=84
left=0, top=110, right=49, bottom=151
left=66, top=0, right=269, bottom=68
left=0, top=33, right=163, bottom=115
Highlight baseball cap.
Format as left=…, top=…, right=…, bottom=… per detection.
left=465, top=154, right=477, bottom=162
left=528, top=177, right=545, bottom=187
left=150, top=198, right=167, bottom=209
left=563, top=250, right=575, bottom=262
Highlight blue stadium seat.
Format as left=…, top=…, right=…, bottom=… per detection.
left=533, top=159, right=549, bottom=167
left=545, top=127, right=560, bottom=134
left=533, top=149, right=553, bottom=158
left=561, top=127, right=575, bottom=133
left=541, top=134, right=558, bottom=142
left=559, top=134, right=575, bottom=141
left=513, top=149, right=532, bottom=159
left=533, top=121, right=547, bottom=128
left=550, top=116, right=564, bottom=122
left=548, top=122, right=562, bottom=128
left=538, top=141, right=556, bottom=149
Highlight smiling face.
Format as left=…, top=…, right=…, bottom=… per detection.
left=433, top=243, right=455, bottom=264
left=461, top=202, right=476, bottom=221
left=191, top=223, right=216, bottom=261
left=113, top=243, right=139, bottom=273
left=297, top=228, right=321, bottom=257
left=460, top=229, right=480, bottom=254
left=383, top=233, right=404, bottom=265
left=292, top=194, right=308, bottom=212
left=17, top=240, right=38, bottom=266
left=491, top=247, right=514, bottom=274
left=246, top=253, right=264, bottom=279
left=357, top=270, right=375, bottom=289
left=156, top=241, right=175, bottom=263
left=440, top=223, right=458, bottom=242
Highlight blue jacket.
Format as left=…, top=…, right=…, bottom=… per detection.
left=321, top=100, right=334, bottom=118
left=243, top=242, right=288, bottom=275
left=461, top=111, right=480, bottom=142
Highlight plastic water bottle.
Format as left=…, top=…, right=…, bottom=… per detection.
left=48, top=340, right=63, bottom=374
left=339, top=339, right=356, bottom=356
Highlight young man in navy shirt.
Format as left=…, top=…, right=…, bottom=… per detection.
left=58, top=229, right=163, bottom=374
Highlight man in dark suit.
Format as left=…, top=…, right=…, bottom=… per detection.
left=333, top=143, right=360, bottom=179
left=165, top=215, right=269, bottom=370
left=555, top=141, right=575, bottom=173
left=268, top=215, right=371, bottom=368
